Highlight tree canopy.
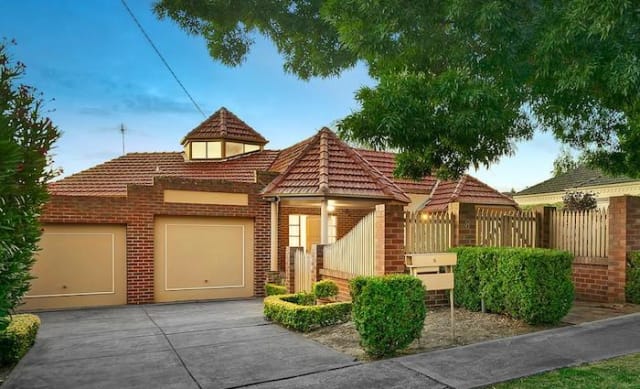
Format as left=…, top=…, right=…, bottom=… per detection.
left=0, top=42, right=60, bottom=329
left=155, top=0, right=640, bottom=180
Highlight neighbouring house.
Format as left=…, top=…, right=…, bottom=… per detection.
left=514, top=166, right=640, bottom=208
left=27, top=107, right=517, bottom=310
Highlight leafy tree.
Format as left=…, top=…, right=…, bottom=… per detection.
left=155, top=0, right=640, bottom=179
left=551, top=147, right=585, bottom=177
left=562, top=191, right=598, bottom=211
left=0, top=41, right=60, bottom=330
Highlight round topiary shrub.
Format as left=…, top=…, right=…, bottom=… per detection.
left=312, top=280, right=339, bottom=299
left=349, top=275, right=426, bottom=358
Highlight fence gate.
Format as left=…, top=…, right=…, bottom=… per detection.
left=294, top=249, right=313, bottom=293
left=476, top=209, right=537, bottom=248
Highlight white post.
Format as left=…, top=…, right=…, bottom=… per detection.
left=320, top=198, right=329, bottom=244
left=270, top=200, right=278, bottom=272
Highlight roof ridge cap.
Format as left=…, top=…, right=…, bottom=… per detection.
left=220, top=107, right=228, bottom=137
left=318, top=129, right=330, bottom=194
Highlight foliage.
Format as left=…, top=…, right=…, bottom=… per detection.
left=0, top=314, right=40, bottom=364
left=312, top=280, right=339, bottom=299
left=349, top=275, right=426, bottom=358
left=263, top=294, right=351, bottom=332
left=552, top=147, right=585, bottom=177
left=563, top=191, right=598, bottom=211
left=452, top=247, right=574, bottom=325
left=626, top=252, right=640, bottom=304
left=155, top=1, right=640, bottom=180
left=264, top=283, right=288, bottom=296
left=495, top=353, right=640, bottom=389
left=0, top=42, right=60, bottom=331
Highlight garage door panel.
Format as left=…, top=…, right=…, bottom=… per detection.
left=165, top=224, right=245, bottom=289
left=22, top=225, right=126, bottom=310
left=155, top=217, right=254, bottom=302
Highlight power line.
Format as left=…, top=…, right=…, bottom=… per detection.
left=120, top=0, right=206, bottom=117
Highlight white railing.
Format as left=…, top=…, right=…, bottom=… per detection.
left=323, top=211, right=375, bottom=276
left=549, top=208, right=608, bottom=257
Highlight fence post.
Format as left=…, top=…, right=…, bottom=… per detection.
left=533, top=206, right=554, bottom=248
left=375, top=203, right=406, bottom=275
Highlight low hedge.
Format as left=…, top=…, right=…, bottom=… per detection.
left=312, top=280, right=339, bottom=299
left=350, top=275, right=426, bottom=358
left=626, top=251, right=640, bottom=304
left=0, top=314, right=40, bottom=364
left=263, top=293, right=351, bottom=332
left=451, top=247, right=574, bottom=325
left=265, top=283, right=288, bottom=296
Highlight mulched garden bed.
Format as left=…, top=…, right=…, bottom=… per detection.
left=304, top=307, right=556, bottom=360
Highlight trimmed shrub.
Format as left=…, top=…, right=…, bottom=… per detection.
left=312, top=280, right=339, bottom=299
left=626, top=252, right=640, bottom=304
left=265, top=283, right=288, bottom=296
left=263, top=293, right=351, bottom=332
left=500, top=248, right=574, bottom=324
left=452, top=247, right=574, bottom=325
left=350, top=275, right=426, bottom=358
left=0, top=314, right=40, bottom=364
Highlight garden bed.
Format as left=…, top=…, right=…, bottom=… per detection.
left=305, top=307, right=556, bottom=360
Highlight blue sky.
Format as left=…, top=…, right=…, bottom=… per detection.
left=1, top=0, right=561, bottom=192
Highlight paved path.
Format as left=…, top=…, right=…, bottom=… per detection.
left=6, top=301, right=640, bottom=389
left=4, top=300, right=357, bottom=388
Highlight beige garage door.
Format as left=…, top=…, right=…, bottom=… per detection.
left=154, top=216, right=254, bottom=302
left=22, top=224, right=127, bottom=310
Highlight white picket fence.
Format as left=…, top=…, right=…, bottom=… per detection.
left=323, top=210, right=376, bottom=276
left=293, top=247, right=313, bottom=292
left=549, top=208, right=608, bottom=257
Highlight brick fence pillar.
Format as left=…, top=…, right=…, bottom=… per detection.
left=608, top=196, right=640, bottom=302
left=311, top=244, right=327, bottom=284
left=284, top=246, right=297, bottom=293
left=448, top=202, right=476, bottom=246
left=375, top=203, right=406, bottom=275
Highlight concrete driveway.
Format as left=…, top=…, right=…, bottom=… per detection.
left=4, top=299, right=357, bottom=389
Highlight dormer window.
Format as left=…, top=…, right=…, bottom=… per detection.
left=180, top=107, right=268, bottom=161
left=186, top=140, right=262, bottom=160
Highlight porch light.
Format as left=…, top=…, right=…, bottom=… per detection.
left=327, top=200, right=336, bottom=213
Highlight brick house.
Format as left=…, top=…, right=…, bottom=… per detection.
left=27, top=107, right=516, bottom=310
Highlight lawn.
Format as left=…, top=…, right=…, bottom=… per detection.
left=492, top=353, right=640, bottom=389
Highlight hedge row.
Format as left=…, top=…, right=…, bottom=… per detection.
left=263, top=293, right=351, bottom=332
left=452, top=247, right=574, bottom=325
left=265, top=283, right=288, bottom=296
left=0, top=314, right=40, bottom=364
left=350, top=275, right=426, bottom=358
left=626, top=252, right=640, bottom=304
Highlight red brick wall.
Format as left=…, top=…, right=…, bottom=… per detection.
left=42, top=177, right=271, bottom=304
left=572, top=260, right=608, bottom=302
left=375, top=203, right=406, bottom=274
left=318, top=271, right=352, bottom=301
left=608, top=196, right=640, bottom=302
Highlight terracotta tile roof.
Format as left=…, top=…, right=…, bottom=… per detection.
left=262, top=128, right=411, bottom=203
left=48, top=151, right=280, bottom=196
left=516, top=165, right=638, bottom=196
left=423, top=175, right=518, bottom=212
left=354, top=149, right=438, bottom=194
left=181, top=107, right=268, bottom=145
left=268, top=136, right=315, bottom=173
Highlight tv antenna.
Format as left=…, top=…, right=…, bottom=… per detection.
left=120, top=124, right=126, bottom=155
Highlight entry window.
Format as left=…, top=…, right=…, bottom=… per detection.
left=289, top=214, right=303, bottom=247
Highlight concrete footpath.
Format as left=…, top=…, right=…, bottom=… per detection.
left=250, top=312, right=640, bottom=389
